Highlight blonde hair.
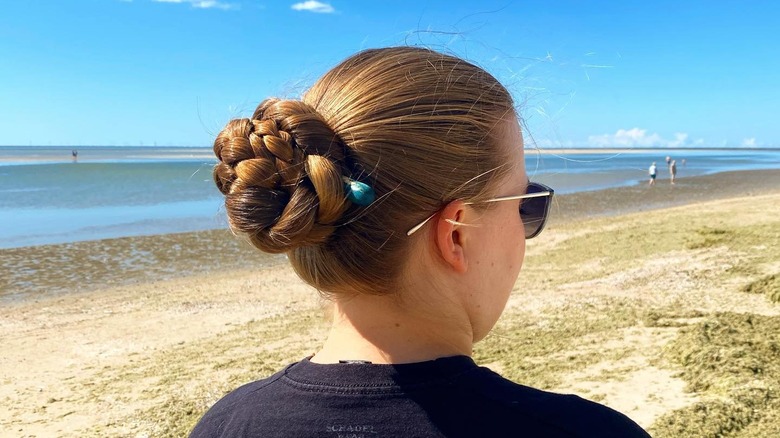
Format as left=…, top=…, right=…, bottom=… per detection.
left=213, top=47, right=515, bottom=296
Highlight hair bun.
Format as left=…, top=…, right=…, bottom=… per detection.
left=213, top=99, right=354, bottom=253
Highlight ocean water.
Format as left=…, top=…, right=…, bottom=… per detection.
left=1, top=147, right=222, bottom=249
left=1, top=146, right=778, bottom=249
left=525, top=148, right=780, bottom=193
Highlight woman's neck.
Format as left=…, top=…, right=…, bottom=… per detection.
left=311, top=289, right=474, bottom=364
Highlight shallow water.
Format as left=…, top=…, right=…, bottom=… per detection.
left=526, top=148, right=780, bottom=193
left=1, top=146, right=778, bottom=248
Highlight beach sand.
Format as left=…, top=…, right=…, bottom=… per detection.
left=1, top=169, right=779, bottom=437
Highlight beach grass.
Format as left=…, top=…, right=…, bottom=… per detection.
left=742, top=274, right=780, bottom=303
left=1, top=174, right=779, bottom=437
left=521, top=194, right=780, bottom=438
left=651, top=312, right=780, bottom=437
left=520, top=194, right=780, bottom=438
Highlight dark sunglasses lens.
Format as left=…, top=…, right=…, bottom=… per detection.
left=520, top=183, right=552, bottom=239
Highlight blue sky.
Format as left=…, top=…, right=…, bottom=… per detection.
left=1, top=0, right=779, bottom=148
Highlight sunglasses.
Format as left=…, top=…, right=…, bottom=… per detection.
left=406, top=182, right=554, bottom=239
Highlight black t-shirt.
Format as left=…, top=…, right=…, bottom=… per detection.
left=190, top=355, right=651, bottom=437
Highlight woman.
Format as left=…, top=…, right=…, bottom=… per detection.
left=191, top=47, right=649, bottom=437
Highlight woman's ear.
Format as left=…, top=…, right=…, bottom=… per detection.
left=433, top=200, right=469, bottom=273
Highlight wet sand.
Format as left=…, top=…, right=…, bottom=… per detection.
left=1, top=168, right=779, bottom=437
left=3, top=169, right=779, bottom=304
left=551, top=168, right=780, bottom=224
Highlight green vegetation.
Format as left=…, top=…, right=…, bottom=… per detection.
left=522, top=199, right=780, bottom=291
left=649, top=313, right=780, bottom=438
left=742, top=274, right=780, bottom=303
left=476, top=298, right=644, bottom=389
left=684, top=227, right=733, bottom=250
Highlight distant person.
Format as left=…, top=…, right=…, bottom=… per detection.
left=648, top=162, right=657, bottom=185
left=670, top=159, right=677, bottom=184
left=71, top=149, right=78, bottom=162
left=665, top=155, right=671, bottom=166
left=190, top=47, right=649, bottom=438
left=681, top=158, right=686, bottom=167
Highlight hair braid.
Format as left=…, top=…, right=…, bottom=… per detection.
left=213, top=99, right=354, bottom=253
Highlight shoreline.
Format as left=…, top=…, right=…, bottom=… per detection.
left=550, top=168, right=780, bottom=224
left=2, top=168, right=780, bottom=304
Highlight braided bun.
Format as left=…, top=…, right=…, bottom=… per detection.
left=213, top=99, right=353, bottom=253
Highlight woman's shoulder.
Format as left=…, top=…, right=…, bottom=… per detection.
left=189, top=365, right=293, bottom=437
left=457, top=366, right=651, bottom=438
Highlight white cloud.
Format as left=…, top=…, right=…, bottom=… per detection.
left=192, top=0, right=234, bottom=9
left=587, top=128, right=664, bottom=148
left=666, top=132, right=688, bottom=148
left=291, top=1, right=335, bottom=13
left=152, top=0, right=237, bottom=10
left=586, top=128, right=707, bottom=148
left=741, top=137, right=757, bottom=148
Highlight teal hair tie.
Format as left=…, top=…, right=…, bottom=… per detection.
left=343, top=177, right=375, bottom=206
